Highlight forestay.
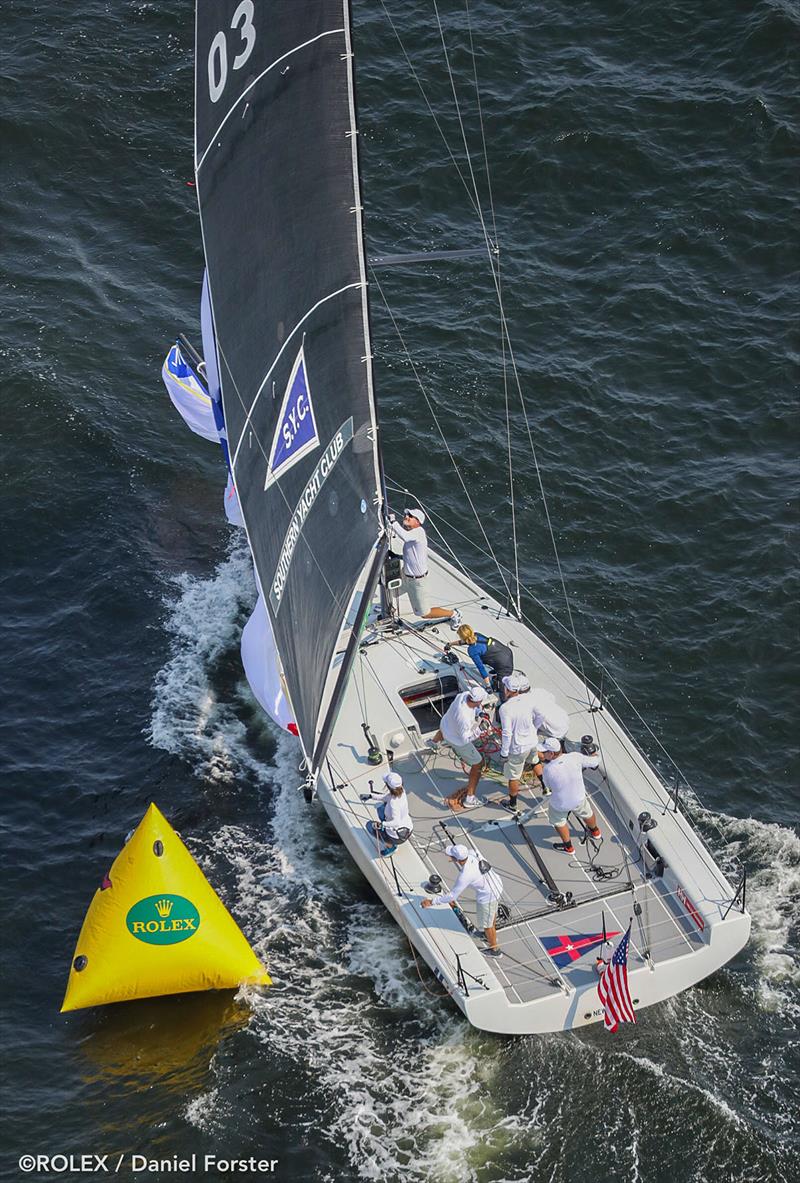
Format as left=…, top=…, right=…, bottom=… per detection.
left=194, top=0, right=384, bottom=761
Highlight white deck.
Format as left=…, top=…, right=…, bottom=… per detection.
left=313, top=546, right=750, bottom=1033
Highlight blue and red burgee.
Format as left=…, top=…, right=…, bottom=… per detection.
left=541, top=931, right=621, bottom=968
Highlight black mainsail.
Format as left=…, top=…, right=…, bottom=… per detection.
left=195, top=0, right=384, bottom=763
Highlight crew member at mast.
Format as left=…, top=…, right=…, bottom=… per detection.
left=499, top=673, right=539, bottom=812
left=434, top=685, right=488, bottom=810
left=389, top=508, right=461, bottom=626
left=421, top=844, right=504, bottom=957
left=456, top=624, right=513, bottom=697
left=539, top=737, right=602, bottom=854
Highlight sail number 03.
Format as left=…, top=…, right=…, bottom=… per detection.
left=208, top=0, right=256, bottom=103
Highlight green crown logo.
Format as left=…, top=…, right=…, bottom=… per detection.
left=126, top=894, right=200, bottom=945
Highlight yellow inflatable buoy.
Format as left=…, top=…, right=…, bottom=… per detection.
left=62, top=803, right=270, bottom=1012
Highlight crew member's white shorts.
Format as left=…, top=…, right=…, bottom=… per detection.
left=476, top=897, right=498, bottom=930
left=449, top=739, right=482, bottom=766
left=503, top=748, right=535, bottom=781
left=548, top=795, right=594, bottom=829
left=402, top=572, right=430, bottom=616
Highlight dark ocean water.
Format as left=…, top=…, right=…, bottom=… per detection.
left=2, top=2, right=798, bottom=1181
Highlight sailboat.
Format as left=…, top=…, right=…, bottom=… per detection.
left=163, top=0, right=750, bottom=1034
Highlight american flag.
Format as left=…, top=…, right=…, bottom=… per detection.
left=597, top=924, right=636, bottom=1033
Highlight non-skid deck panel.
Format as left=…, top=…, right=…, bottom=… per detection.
left=386, top=752, right=702, bottom=1007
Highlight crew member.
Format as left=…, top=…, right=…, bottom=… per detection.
left=434, top=685, right=488, bottom=810
left=498, top=672, right=538, bottom=811
left=361, top=770, right=414, bottom=856
left=539, top=736, right=602, bottom=854
left=529, top=687, right=570, bottom=746
left=456, top=624, right=514, bottom=696
left=389, top=508, right=461, bottom=626
left=421, top=844, right=504, bottom=957
left=527, top=686, right=571, bottom=783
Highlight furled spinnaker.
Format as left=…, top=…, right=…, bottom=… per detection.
left=61, top=803, right=270, bottom=1012
left=161, top=342, right=219, bottom=442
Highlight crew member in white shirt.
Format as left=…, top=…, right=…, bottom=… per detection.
left=389, top=508, right=462, bottom=626
left=527, top=686, right=571, bottom=784
left=498, top=672, right=539, bottom=811
left=529, top=687, right=570, bottom=745
left=361, top=770, right=414, bottom=855
left=420, top=843, right=504, bottom=956
left=433, top=684, right=488, bottom=810
left=540, top=736, right=602, bottom=854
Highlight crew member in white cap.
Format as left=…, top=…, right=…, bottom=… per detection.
left=498, top=672, right=539, bottom=811
left=389, top=508, right=461, bottom=627
left=361, top=770, right=414, bottom=855
left=420, top=844, right=504, bottom=956
left=433, top=685, right=488, bottom=810
left=540, top=738, right=602, bottom=854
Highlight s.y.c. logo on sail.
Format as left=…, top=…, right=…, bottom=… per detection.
left=264, top=346, right=319, bottom=489
left=125, top=894, right=201, bottom=945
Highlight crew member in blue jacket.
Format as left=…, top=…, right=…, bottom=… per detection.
left=456, top=624, right=514, bottom=697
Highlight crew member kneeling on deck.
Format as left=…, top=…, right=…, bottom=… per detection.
left=434, top=684, right=488, bottom=810
left=421, top=844, right=504, bottom=957
left=389, top=508, right=461, bottom=626
left=455, top=624, right=514, bottom=697
left=361, top=771, right=414, bottom=856
left=539, top=737, right=602, bottom=854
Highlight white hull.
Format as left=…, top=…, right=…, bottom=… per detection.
left=311, top=546, right=749, bottom=1035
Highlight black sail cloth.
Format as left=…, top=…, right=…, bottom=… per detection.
left=195, top=0, right=383, bottom=760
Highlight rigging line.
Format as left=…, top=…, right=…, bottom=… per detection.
left=386, top=484, right=736, bottom=869
left=386, top=482, right=472, bottom=578
left=385, top=546, right=713, bottom=884
left=499, top=275, right=519, bottom=614
left=431, top=0, right=493, bottom=256
left=378, top=5, right=518, bottom=609
left=387, top=480, right=569, bottom=646
left=386, top=480, right=597, bottom=695
left=462, top=0, right=518, bottom=614
left=377, top=19, right=522, bottom=616
left=428, top=0, right=511, bottom=331
left=377, top=0, right=481, bottom=220
left=405, top=936, right=454, bottom=997
left=388, top=2, right=518, bottom=619
left=431, top=1, right=587, bottom=676
left=214, top=340, right=348, bottom=617
left=464, top=0, right=498, bottom=242
left=516, top=379, right=589, bottom=690
left=370, top=270, right=515, bottom=604
left=382, top=1, right=584, bottom=685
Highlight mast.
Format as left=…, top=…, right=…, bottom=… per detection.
left=343, top=0, right=389, bottom=520
left=307, top=0, right=393, bottom=773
